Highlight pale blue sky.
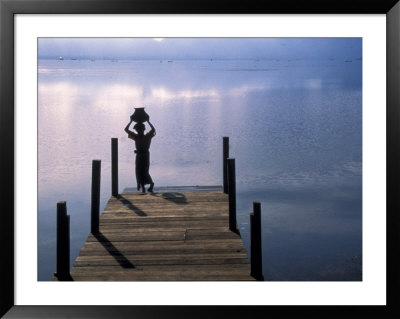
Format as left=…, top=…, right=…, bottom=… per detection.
left=38, top=38, right=362, bottom=60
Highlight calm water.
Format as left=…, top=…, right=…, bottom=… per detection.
left=38, top=58, right=362, bottom=281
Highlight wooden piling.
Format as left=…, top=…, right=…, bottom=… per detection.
left=111, top=138, right=118, bottom=197
left=223, top=137, right=229, bottom=194
left=91, top=159, right=101, bottom=234
left=250, top=201, right=264, bottom=281
left=56, top=201, right=70, bottom=280
left=227, top=158, right=238, bottom=233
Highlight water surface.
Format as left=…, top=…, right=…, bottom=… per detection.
left=38, top=57, right=362, bottom=281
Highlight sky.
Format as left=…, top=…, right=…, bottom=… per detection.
left=38, top=38, right=362, bottom=60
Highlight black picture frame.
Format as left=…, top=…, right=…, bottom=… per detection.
left=1, top=0, right=399, bottom=318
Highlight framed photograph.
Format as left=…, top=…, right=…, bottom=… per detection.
left=1, top=0, right=399, bottom=318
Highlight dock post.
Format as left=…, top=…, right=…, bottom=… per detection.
left=91, top=159, right=101, bottom=234
left=223, top=137, right=229, bottom=194
left=227, top=158, right=238, bottom=233
left=56, top=201, right=70, bottom=281
left=111, top=138, right=118, bottom=197
left=250, top=201, right=264, bottom=281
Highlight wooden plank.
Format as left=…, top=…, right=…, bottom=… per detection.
left=75, top=254, right=248, bottom=261
left=78, top=245, right=247, bottom=256
left=69, top=266, right=254, bottom=281
left=96, top=226, right=229, bottom=233
left=101, top=212, right=227, bottom=217
left=185, top=229, right=242, bottom=240
left=99, top=214, right=229, bottom=222
left=80, top=238, right=245, bottom=248
left=72, top=258, right=251, bottom=267
left=69, top=274, right=254, bottom=281
left=86, top=231, right=185, bottom=242
left=114, top=193, right=229, bottom=203
left=73, top=254, right=249, bottom=267
left=85, top=230, right=239, bottom=242
left=78, top=241, right=247, bottom=255
left=98, top=221, right=229, bottom=229
left=71, top=264, right=251, bottom=272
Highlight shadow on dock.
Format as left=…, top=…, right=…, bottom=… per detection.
left=94, top=232, right=135, bottom=268
left=160, top=192, right=188, bottom=205
left=116, top=194, right=147, bottom=216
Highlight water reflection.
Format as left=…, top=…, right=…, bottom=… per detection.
left=38, top=58, right=362, bottom=281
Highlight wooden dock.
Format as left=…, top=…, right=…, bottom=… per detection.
left=62, top=189, right=255, bottom=281
left=53, top=138, right=263, bottom=281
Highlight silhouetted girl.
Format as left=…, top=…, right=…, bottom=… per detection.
left=125, top=119, right=156, bottom=193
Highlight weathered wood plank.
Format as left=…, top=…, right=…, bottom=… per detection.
left=98, top=221, right=229, bottom=229
left=78, top=246, right=246, bottom=257
left=73, top=255, right=249, bottom=267
left=101, top=210, right=228, bottom=216
left=185, top=229, right=242, bottom=240
left=86, top=231, right=185, bottom=242
left=98, top=215, right=229, bottom=223
left=69, top=274, right=254, bottom=281
left=71, top=264, right=251, bottom=272
left=69, top=266, right=255, bottom=281
left=113, top=193, right=229, bottom=203
left=85, top=230, right=239, bottom=242
left=78, top=242, right=247, bottom=256
left=94, top=226, right=228, bottom=236
left=80, top=238, right=245, bottom=248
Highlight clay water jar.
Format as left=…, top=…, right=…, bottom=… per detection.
left=131, top=107, right=149, bottom=123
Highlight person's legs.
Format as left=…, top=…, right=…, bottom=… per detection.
left=144, top=152, right=154, bottom=192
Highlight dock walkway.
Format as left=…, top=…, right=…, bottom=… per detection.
left=67, top=189, right=254, bottom=281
